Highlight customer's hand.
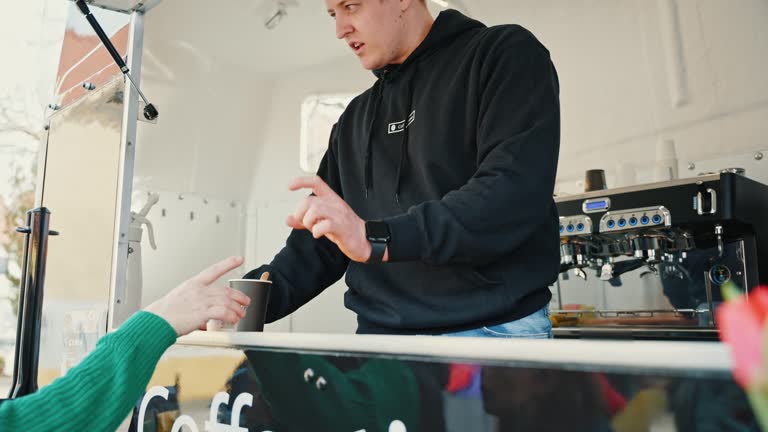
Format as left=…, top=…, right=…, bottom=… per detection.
left=287, top=176, right=381, bottom=263
left=144, top=256, right=251, bottom=336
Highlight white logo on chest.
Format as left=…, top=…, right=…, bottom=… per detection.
left=387, top=110, right=416, bottom=134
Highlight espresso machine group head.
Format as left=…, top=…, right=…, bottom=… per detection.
left=559, top=205, right=694, bottom=282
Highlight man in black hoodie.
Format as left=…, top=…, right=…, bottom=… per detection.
left=244, top=0, right=561, bottom=336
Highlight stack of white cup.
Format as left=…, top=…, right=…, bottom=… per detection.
left=654, top=139, right=679, bottom=182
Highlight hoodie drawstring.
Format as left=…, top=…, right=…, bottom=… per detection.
left=395, top=64, right=417, bottom=205
left=361, top=10, right=478, bottom=202
left=364, top=66, right=418, bottom=204
left=364, top=77, right=385, bottom=198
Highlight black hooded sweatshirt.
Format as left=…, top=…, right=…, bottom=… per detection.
left=245, top=10, right=561, bottom=335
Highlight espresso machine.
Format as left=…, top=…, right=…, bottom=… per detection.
left=552, top=170, right=768, bottom=339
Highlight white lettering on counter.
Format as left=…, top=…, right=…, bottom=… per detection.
left=138, top=386, right=407, bottom=432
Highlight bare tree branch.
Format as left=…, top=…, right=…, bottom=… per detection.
left=0, top=91, right=44, bottom=142
left=0, top=125, right=43, bottom=141
left=0, top=88, right=42, bottom=313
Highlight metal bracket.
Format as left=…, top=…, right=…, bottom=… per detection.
left=696, top=188, right=717, bottom=216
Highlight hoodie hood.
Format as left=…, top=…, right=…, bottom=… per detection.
left=364, top=10, right=485, bottom=201
left=373, top=9, right=485, bottom=78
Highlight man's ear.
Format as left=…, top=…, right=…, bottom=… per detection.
left=400, top=0, right=415, bottom=12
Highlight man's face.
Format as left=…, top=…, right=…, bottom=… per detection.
left=326, top=0, right=407, bottom=70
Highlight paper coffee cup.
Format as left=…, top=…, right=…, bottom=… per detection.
left=207, top=279, right=271, bottom=332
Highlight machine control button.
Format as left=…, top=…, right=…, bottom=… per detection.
left=709, top=264, right=732, bottom=285
left=599, top=206, right=670, bottom=233
left=559, top=216, right=593, bottom=237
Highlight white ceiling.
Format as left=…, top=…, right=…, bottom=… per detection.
left=137, top=0, right=494, bottom=77
left=76, top=0, right=162, bottom=13
left=88, top=0, right=592, bottom=78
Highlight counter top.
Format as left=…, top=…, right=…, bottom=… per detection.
left=177, top=331, right=734, bottom=376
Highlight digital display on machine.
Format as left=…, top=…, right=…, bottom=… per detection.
left=583, top=199, right=610, bottom=213
left=586, top=201, right=607, bottom=210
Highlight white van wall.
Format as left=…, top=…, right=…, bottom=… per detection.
left=134, top=66, right=265, bottom=203
left=133, top=2, right=273, bottom=327
left=246, top=57, right=373, bottom=333
left=471, top=0, right=768, bottom=190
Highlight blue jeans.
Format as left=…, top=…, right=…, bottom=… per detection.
left=441, top=306, right=553, bottom=338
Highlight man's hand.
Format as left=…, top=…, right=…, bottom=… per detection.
left=287, top=176, right=380, bottom=263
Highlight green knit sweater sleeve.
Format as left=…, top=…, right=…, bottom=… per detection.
left=0, top=311, right=177, bottom=432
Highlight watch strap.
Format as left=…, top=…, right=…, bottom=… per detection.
left=367, top=240, right=386, bottom=263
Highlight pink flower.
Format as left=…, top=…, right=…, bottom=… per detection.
left=717, top=285, right=768, bottom=388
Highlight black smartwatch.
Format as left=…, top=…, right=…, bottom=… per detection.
left=365, top=220, right=390, bottom=263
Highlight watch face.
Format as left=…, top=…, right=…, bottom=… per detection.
left=366, top=221, right=390, bottom=242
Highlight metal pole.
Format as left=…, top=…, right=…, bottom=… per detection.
left=10, top=208, right=57, bottom=398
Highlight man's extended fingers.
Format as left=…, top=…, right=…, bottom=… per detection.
left=288, top=176, right=335, bottom=198
left=288, top=195, right=315, bottom=229
left=302, top=205, right=326, bottom=232
left=312, top=219, right=334, bottom=239
left=195, top=256, right=244, bottom=285
left=286, top=214, right=305, bottom=229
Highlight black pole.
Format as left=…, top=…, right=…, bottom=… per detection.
left=75, top=0, right=129, bottom=73
left=6, top=215, right=32, bottom=398
left=10, top=208, right=57, bottom=398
